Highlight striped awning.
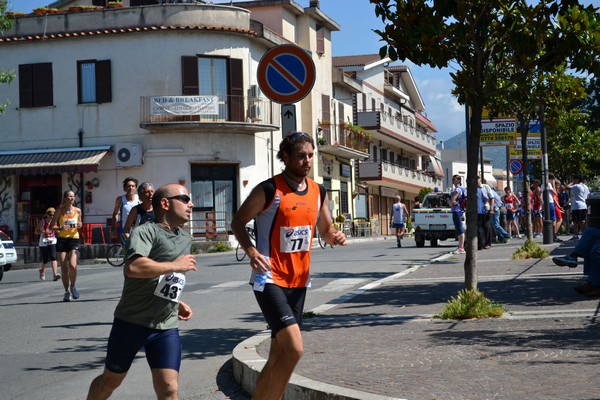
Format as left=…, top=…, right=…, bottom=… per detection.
left=0, top=146, right=111, bottom=176
left=428, top=155, right=445, bottom=177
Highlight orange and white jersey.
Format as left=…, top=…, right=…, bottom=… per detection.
left=252, top=174, right=324, bottom=288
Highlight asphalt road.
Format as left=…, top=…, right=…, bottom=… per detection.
left=0, top=237, right=451, bottom=400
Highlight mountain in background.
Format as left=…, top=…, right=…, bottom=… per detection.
left=439, top=131, right=509, bottom=170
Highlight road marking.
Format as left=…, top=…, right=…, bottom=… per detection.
left=314, top=278, right=367, bottom=292
left=211, top=281, right=248, bottom=288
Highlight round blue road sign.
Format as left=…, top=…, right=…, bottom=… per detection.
left=510, top=159, right=523, bottom=175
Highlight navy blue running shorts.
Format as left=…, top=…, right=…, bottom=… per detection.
left=104, top=318, right=182, bottom=374
left=254, top=284, right=307, bottom=337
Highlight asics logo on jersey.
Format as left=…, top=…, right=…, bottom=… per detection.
left=285, top=228, right=309, bottom=238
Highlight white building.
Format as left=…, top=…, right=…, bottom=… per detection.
left=0, top=0, right=340, bottom=243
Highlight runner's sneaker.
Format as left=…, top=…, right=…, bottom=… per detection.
left=572, top=235, right=580, bottom=241
left=452, top=247, right=466, bottom=255
left=63, top=291, right=71, bottom=302
left=70, top=286, right=79, bottom=300
left=39, top=269, right=45, bottom=281
left=53, top=273, right=61, bottom=282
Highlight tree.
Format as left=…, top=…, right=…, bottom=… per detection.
left=0, top=0, right=15, bottom=114
left=371, top=0, right=600, bottom=290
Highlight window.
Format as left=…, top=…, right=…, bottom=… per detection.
left=191, top=164, right=238, bottom=234
left=340, top=181, right=348, bottom=214
left=77, top=60, right=112, bottom=104
left=19, top=63, right=53, bottom=108
left=181, top=56, right=244, bottom=121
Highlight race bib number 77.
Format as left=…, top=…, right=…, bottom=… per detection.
left=279, top=225, right=312, bottom=253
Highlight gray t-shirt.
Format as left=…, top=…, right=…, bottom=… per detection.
left=114, top=222, right=192, bottom=330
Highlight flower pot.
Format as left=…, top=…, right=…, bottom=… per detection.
left=107, top=3, right=125, bottom=8
left=69, top=6, right=83, bottom=12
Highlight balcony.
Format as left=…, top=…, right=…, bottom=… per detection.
left=139, top=95, right=280, bottom=134
left=358, top=161, right=442, bottom=191
left=316, top=125, right=370, bottom=159
left=357, top=110, right=437, bottom=154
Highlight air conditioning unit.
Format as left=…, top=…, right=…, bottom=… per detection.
left=115, top=143, right=143, bottom=168
left=249, top=84, right=261, bottom=99
left=249, top=103, right=262, bottom=120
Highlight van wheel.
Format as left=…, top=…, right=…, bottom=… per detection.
left=430, top=238, right=438, bottom=247
left=415, top=234, right=425, bottom=248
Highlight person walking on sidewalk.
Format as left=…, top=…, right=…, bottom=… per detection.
left=391, top=195, right=409, bottom=247
left=122, top=182, right=155, bottom=241
left=50, top=190, right=82, bottom=302
left=486, top=183, right=511, bottom=244
left=449, top=175, right=466, bottom=254
left=232, top=132, right=347, bottom=400
left=477, top=177, right=493, bottom=249
left=35, top=207, right=60, bottom=282
left=566, top=174, right=590, bottom=240
left=553, top=227, right=600, bottom=296
left=87, top=183, right=197, bottom=400
left=532, top=180, right=544, bottom=238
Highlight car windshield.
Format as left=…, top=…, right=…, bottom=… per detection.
left=423, top=193, right=451, bottom=208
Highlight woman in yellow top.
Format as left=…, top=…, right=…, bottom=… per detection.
left=50, top=190, right=83, bottom=302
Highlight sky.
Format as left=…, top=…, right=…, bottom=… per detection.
left=8, top=0, right=600, bottom=141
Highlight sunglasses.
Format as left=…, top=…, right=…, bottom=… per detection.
left=166, top=194, right=192, bottom=204
left=47, top=213, right=54, bottom=216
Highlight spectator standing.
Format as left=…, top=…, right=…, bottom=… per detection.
left=87, top=183, right=197, bottom=400
left=477, top=177, right=492, bottom=250
left=550, top=176, right=564, bottom=243
left=567, top=174, right=590, bottom=240
left=35, top=207, right=60, bottom=282
left=111, top=177, right=140, bottom=242
left=122, top=182, right=155, bottom=241
left=50, top=190, right=83, bottom=302
left=231, top=133, right=347, bottom=400
left=485, top=183, right=511, bottom=244
left=390, top=195, right=409, bottom=247
left=557, top=182, right=571, bottom=234
left=449, top=175, right=466, bottom=254
left=532, top=180, right=544, bottom=238
left=503, top=187, right=522, bottom=238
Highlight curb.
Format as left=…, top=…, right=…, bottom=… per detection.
left=232, top=332, right=405, bottom=400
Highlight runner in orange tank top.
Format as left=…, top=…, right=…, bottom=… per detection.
left=232, top=132, right=347, bottom=400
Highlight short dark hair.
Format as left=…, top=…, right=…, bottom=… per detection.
left=574, top=173, right=584, bottom=182
left=122, top=177, right=139, bottom=190
left=277, top=132, right=314, bottom=161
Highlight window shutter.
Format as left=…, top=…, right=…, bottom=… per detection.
left=19, top=64, right=33, bottom=108
left=95, top=60, right=112, bottom=103
left=181, top=56, right=199, bottom=95
left=321, top=94, right=330, bottom=123
left=338, top=102, right=344, bottom=124
left=33, top=63, right=53, bottom=107
left=228, top=58, right=244, bottom=122
left=316, top=24, right=325, bottom=55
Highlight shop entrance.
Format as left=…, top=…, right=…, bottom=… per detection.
left=17, top=175, right=62, bottom=243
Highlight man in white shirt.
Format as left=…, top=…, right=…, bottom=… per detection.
left=567, top=174, right=590, bottom=240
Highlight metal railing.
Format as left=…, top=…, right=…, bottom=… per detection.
left=189, top=210, right=229, bottom=241
left=318, top=126, right=370, bottom=153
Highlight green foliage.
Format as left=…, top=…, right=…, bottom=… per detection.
left=417, top=187, right=432, bottom=202
left=0, top=2, right=15, bottom=114
left=587, top=176, right=600, bottom=192
left=435, top=288, right=505, bottom=320
left=206, top=242, right=232, bottom=253
left=512, top=239, right=549, bottom=259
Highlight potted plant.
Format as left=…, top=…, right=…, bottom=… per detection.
left=107, top=1, right=125, bottom=8
left=317, top=136, right=327, bottom=145
left=339, top=121, right=349, bottom=130
left=33, top=7, right=50, bottom=15
left=318, top=119, right=331, bottom=128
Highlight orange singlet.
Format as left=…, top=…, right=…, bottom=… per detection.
left=253, top=174, right=323, bottom=288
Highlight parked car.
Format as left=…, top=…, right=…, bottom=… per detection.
left=0, top=241, right=6, bottom=281
left=0, top=230, right=17, bottom=271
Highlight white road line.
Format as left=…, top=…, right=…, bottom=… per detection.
left=314, top=278, right=368, bottom=292
left=210, top=281, right=248, bottom=288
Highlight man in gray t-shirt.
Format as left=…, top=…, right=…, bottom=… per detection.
left=88, top=183, right=197, bottom=400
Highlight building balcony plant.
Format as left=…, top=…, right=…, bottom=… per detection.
left=107, top=1, right=125, bottom=8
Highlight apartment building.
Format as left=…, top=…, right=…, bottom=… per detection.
left=333, top=55, right=442, bottom=235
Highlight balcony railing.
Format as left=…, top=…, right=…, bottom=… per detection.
left=358, top=160, right=442, bottom=190
left=357, top=110, right=437, bottom=152
left=140, top=95, right=279, bottom=133
left=317, top=125, right=370, bottom=159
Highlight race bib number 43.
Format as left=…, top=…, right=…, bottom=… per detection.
left=280, top=225, right=312, bottom=253
left=154, top=272, right=186, bottom=303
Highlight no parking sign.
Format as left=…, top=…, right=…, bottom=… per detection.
left=257, top=44, right=316, bottom=104
left=509, top=159, right=524, bottom=175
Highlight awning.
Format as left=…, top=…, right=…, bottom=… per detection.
left=428, top=155, right=445, bottom=177
left=483, top=172, right=497, bottom=189
left=0, top=146, right=111, bottom=176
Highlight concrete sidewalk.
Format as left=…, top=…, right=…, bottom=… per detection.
left=234, top=237, right=600, bottom=400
